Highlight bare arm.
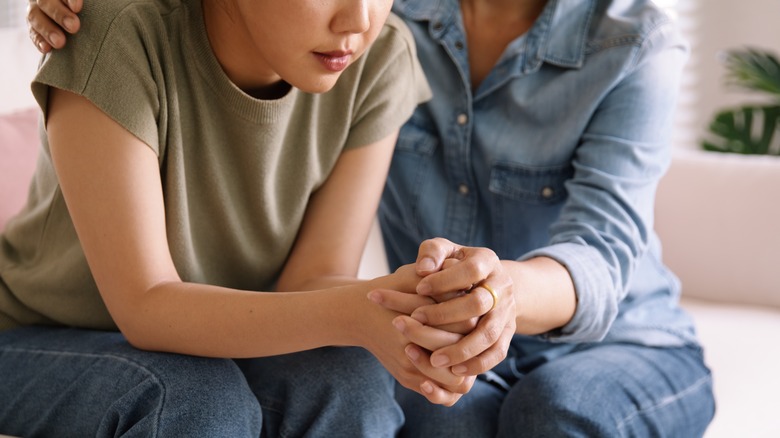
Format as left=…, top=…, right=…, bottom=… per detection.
left=274, top=128, right=395, bottom=292
left=47, top=88, right=471, bottom=405
left=47, top=87, right=385, bottom=356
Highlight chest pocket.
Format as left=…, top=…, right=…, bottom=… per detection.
left=489, top=161, right=573, bottom=205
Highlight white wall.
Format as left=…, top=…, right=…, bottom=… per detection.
left=1, top=28, right=41, bottom=114
left=673, top=0, right=780, bottom=150
left=0, top=0, right=40, bottom=113
left=4, top=1, right=780, bottom=134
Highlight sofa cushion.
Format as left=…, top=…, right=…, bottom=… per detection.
left=0, top=108, right=39, bottom=230
left=656, top=149, right=780, bottom=309
left=681, top=298, right=780, bottom=437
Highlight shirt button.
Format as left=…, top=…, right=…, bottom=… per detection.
left=433, top=22, right=443, bottom=31
left=541, top=187, right=555, bottom=198
left=456, top=113, right=468, bottom=125
left=458, top=184, right=470, bottom=196
left=455, top=41, right=464, bottom=50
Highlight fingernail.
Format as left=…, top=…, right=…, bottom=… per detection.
left=37, top=41, right=46, bottom=52
left=392, top=317, right=405, bottom=332
left=63, top=17, right=75, bottom=32
left=367, top=291, right=381, bottom=304
left=416, top=283, right=431, bottom=295
left=431, top=354, right=450, bottom=367
left=49, top=33, right=62, bottom=47
left=418, top=257, right=435, bottom=272
left=405, top=345, right=420, bottom=361
left=452, top=365, right=467, bottom=375
left=410, top=310, right=428, bottom=324
left=421, top=381, right=433, bottom=394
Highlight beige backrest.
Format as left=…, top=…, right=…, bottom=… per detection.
left=655, top=149, right=780, bottom=308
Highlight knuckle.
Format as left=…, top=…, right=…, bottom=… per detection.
left=52, top=10, right=65, bottom=25
left=27, top=11, right=43, bottom=31
left=497, top=345, right=509, bottom=362
left=461, top=259, right=482, bottom=279
left=420, top=307, right=441, bottom=324
left=489, top=343, right=509, bottom=364
left=473, top=355, right=491, bottom=373
left=464, top=294, right=483, bottom=314
left=419, top=239, right=434, bottom=252
left=480, top=324, right=501, bottom=345
left=459, top=342, right=478, bottom=360
left=470, top=290, right=492, bottom=313
left=474, top=246, right=498, bottom=264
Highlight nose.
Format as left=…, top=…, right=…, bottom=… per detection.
left=331, top=0, right=371, bottom=34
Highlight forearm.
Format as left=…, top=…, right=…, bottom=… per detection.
left=118, top=279, right=386, bottom=358
left=502, top=256, right=577, bottom=335
left=278, top=275, right=367, bottom=291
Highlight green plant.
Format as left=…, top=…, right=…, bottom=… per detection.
left=702, top=47, right=780, bottom=155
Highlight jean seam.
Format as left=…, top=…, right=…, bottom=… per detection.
left=2, top=347, right=167, bottom=436
left=615, top=372, right=712, bottom=433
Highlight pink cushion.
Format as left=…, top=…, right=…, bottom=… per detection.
left=0, top=108, right=40, bottom=231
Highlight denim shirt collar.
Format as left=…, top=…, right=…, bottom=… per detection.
left=393, top=0, right=595, bottom=72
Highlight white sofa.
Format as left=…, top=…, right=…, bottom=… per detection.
left=655, top=149, right=780, bottom=437
left=358, top=148, right=780, bottom=437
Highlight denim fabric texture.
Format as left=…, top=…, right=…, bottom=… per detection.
left=396, top=340, right=715, bottom=438
left=382, top=0, right=715, bottom=435
left=382, top=0, right=699, bottom=347
left=0, top=327, right=403, bottom=437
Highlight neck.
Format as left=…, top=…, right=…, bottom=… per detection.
left=460, top=0, right=548, bottom=25
left=460, top=0, right=548, bottom=89
left=202, top=0, right=285, bottom=98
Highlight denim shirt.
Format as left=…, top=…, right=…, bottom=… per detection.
left=380, top=0, right=700, bottom=347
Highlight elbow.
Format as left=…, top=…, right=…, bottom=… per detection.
left=101, top=287, right=165, bottom=352
left=111, top=313, right=159, bottom=352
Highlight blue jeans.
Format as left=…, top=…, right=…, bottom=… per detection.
left=0, top=326, right=403, bottom=437
left=397, top=339, right=715, bottom=438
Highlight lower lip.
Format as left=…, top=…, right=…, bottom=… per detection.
left=314, top=53, right=352, bottom=72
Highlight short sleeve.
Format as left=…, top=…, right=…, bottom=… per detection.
left=31, top=0, right=164, bottom=154
left=343, top=13, right=432, bottom=149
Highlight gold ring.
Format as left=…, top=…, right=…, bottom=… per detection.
left=480, top=283, right=498, bottom=312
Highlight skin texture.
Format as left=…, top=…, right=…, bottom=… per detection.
left=203, top=0, right=391, bottom=95
left=26, top=0, right=577, bottom=402
left=366, top=0, right=577, bottom=380
left=27, top=0, right=475, bottom=406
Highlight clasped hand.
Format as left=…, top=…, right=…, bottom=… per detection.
left=369, top=238, right=516, bottom=405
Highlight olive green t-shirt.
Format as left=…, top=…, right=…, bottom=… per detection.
left=0, top=0, right=430, bottom=331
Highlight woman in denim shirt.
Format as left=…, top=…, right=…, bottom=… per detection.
left=28, top=0, right=716, bottom=436
left=373, top=0, right=716, bottom=436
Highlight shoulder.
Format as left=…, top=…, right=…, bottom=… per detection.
left=367, top=12, right=419, bottom=62
left=76, top=0, right=182, bottom=37
left=343, top=12, right=425, bottom=89
left=322, top=12, right=430, bottom=149
left=32, top=0, right=190, bottom=152
left=40, top=0, right=185, bottom=70
left=587, top=0, right=683, bottom=52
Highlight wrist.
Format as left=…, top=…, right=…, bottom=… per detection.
left=323, top=284, right=392, bottom=349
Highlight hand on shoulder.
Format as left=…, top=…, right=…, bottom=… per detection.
left=27, top=0, right=82, bottom=52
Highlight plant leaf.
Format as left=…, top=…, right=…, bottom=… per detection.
left=702, top=105, right=780, bottom=155
left=723, top=48, right=780, bottom=99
